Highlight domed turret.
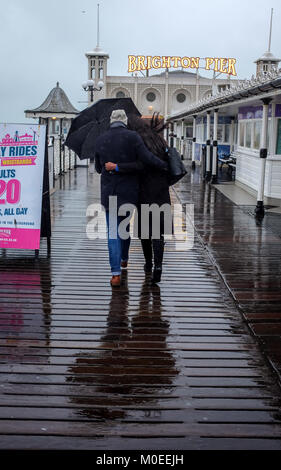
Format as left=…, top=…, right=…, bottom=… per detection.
left=255, top=8, right=280, bottom=77
left=255, top=51, right=280, bottom=77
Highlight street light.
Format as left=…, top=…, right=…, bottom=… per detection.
left=82, top=79, right=104, bottom=102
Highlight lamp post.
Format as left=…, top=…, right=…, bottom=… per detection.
left=82, top=79, right=104, bottom=171
left=82, top=79, right=104, bottom=103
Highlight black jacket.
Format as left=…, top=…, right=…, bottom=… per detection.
left=95, top=123, right=167, bottom=210
left=117, top=145, right=172, bottom=237
left=117, top=148, right=171, bottom=206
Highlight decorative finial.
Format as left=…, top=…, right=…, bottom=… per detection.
left=56, top=82, right=59, bottom=87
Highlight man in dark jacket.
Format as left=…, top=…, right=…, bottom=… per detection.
left=95, top=109, right=167, bottom=287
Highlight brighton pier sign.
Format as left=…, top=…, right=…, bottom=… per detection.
left=128, top=56, right=237, bottom=76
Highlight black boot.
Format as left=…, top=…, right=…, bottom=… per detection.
left=151, top=237, right=164, bottom=283
left=141, top=239, right=153, bottom=273
left=144, top=263, right=153, bottom=274
left=151, top=267, right=162, bottom=284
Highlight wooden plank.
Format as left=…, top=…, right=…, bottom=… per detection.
left=1, top=384, right=274, bottom=399
left=0, top=395, right=279, bottom=411
left=0, top=435, right=280, bottom=450
left=0, top=420, right=280, bottom=438
left=0, top=364, right=262, bottom=377
left=0, top=407, right=277, bottom=424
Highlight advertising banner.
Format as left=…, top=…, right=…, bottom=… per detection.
left=0, top=123, right=46, bottom=249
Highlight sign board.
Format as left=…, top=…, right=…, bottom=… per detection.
left=0, top=123, right=46, bottom=250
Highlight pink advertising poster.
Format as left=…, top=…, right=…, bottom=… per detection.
left=0, top=123, right=46, bottom=250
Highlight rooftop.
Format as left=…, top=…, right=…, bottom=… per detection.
left=25, top=82, right=79, bottom=115
left=255, top=51, right=281, bottom=63
left=155, top=69, right=198, bottom=77
left=85, top=46, right=109, bottom=58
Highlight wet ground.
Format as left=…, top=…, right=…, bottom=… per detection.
left=175, top=166, right=281, bottom=383
left=0, top=167, right=281, bottom=450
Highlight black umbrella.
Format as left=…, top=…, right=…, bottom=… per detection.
left=65, top=97, right=141, bottom=160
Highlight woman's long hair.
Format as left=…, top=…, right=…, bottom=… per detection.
left=128, top=113, right=168, bottom=158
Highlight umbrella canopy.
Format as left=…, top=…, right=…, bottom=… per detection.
left=65, top=97, right=141, bottom=160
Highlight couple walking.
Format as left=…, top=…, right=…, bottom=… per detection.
left=95, top=109, right=172, bottom=287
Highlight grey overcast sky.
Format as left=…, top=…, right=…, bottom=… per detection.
left=1, top=0, right=281, bottom=123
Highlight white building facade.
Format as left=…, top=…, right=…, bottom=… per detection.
left=84, top=46, right=234, bottom=120
left=168, top=48, right=281, bottom=209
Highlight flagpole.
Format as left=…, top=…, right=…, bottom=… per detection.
left=97, top=3, right=100, bottom=48
left=268, top=8, right=273, bottom=52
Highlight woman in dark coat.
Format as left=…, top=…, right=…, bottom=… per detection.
left=105, top=114, right=171, bottom=283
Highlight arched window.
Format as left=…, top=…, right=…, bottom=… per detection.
left=116, top=91, right=125, bottom=98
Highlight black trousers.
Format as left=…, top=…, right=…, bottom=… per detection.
left=141, top=237, right=165, bottom=268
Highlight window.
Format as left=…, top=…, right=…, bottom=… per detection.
left=225, top=124, right=230, bottom=143
left=253, top=121, right=262, bottom=149
left=185, top=126, right=193, bottom=138
left=239, top=122, right=245, bottom=146
left=196, top=124, right=203, bottom=142
left=217, top=124, right=223, bottom=142
left=276, top=119, right=281, bottom=154
left=50, top=120, right=60, bottom=135
left=245, top=122, right=252, bottom=148
left=234, top=123, right=238, bottom=144
left=116, top=91, right=125, bottom=98
left=218, top=85, right=230, bottom=93
left=177, top=93, right=186, bottom=103
left=146, top=92, right=156, bottom=102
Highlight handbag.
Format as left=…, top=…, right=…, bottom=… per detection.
left=166, top=147, right=187, bottom=186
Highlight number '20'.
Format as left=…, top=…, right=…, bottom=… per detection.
left=0, top=179, right=21, bottom=204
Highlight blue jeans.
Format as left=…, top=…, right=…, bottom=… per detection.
left=105, top=211, right=131, bottom=275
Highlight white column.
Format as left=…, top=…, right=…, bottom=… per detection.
left=211, top=109, right=218, bottom=183
left=174, top=121, right=178, bottom=150
left=205, top=111, right=211, bottom=179
left=165, top=125, right=169, bottom=143
left=192, top=115, right=197, bottom=169
left=269, top=102, right=276, bottom=156
left=180, top=119, right=184, bottom=159
left=196, top=69, right=200, bottom=103
left=256, top=98, right=272, bottom=218
left=230, top=117, right=235, bottom=152
left=164, top=69, right=169, bottom=119
left=134, top=73, right=138, bottom=107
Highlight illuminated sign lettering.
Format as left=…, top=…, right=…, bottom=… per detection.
left=128, top=56, right=237, bottom=76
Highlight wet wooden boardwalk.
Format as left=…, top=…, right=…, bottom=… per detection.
left=0, top=168, right=281, bottom=450
left=175, top=169, right=281, bottom=387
